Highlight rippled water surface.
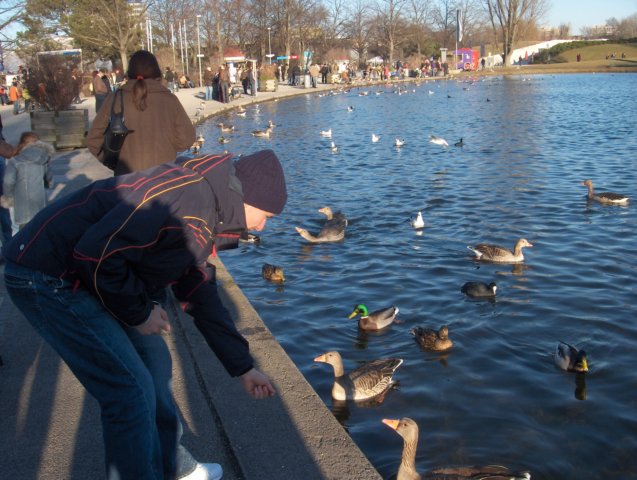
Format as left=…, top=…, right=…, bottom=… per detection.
left=198, top=74, right=637, bottom=479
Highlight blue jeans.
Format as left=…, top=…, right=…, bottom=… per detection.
left=4, top=262, right=197, bottom=480
left=205, top=86, right=213, bottom=101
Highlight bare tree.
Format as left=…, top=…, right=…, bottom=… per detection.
left=406, top=0, right=432, bottom=58
left=557, top=22, right=570, bottom=38
left=483, top=0, right=547, bottom=66
left=343, top=0, right=373, bottom=63
left=374, top=0, right=407, bottom=65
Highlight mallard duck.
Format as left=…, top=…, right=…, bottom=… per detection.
left=467, top=238, right=533, bottom=263
left=320, top=129, right=332, bottom=137
left=348, top=304, right=399, bottom=331
left=371, top=133, right=380, bottom=143
left=581, top=179, right=629, bottom=205
left=314, top=351, right=402, bottom=401
left=251, top=126, right=273, bottom=138
left=382, top=417, right=532, bottom=480
left=262, top=263, right=285, bottom=283
left=410, top=325, right=453, bottom=352
left=410, top=211, right=425, bottom=230
left=295, top=207, right=347, bottom=243
left=555, top=341, right=588, bottom=373
left=395, top=138, right=405, bottom=147
left=429, top=135, right=449, bottom=147
left=461, top=281, right=497, bottom=298
left=218, top=136, right=230, bottom=144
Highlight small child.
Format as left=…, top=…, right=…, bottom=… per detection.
left=1, top=131, right=54, bottom=230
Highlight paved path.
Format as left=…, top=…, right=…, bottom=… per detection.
left=0, top=80, right=383, bottom=480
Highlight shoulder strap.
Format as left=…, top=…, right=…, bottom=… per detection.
left=110, top=89, right=124, bottom=116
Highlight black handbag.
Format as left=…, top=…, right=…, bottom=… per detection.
left=100, top=89, right=129, bottom=170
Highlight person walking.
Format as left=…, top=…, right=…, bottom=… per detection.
left=2, top=148, right=287, bottom=480
left=0, top=131, right=53, bottom=230
left=86, top=50, right=195, bottom=175
left=8, top=80, right=22, bottom=115
left=164, top=66, right=176, bottom=93
left=92, top=69, right=110, bottom=113
left=203, top=66, right=214, bottom=101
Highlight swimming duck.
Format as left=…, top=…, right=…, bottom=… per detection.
left=262, top=263, right=285, bottom=283
left=454, top=138, right=464, bottom=147
left=219, top=123, right=235, bottom=133
left=347, top=106, right=354, bottom=112
left=330, top=141, right=338, bottom=153
left=410, top=325, right=453, bottom=352
left=217, top=136, right=230, bottom=144
left=236, top=105, right=246, bottom=113
left=314, top=351, right=402, bottom=401
left=467, top=238, right=533, bottom=263
left=191, top=144, right=201, bottom=155
left=295, top=207, right=347, bottom=243
left=382, top=417, right=532, bottom=480
left=395, top=138, right=405, bottom=147
left=581, top=179, right=629, bottom=205
left=348, top=304, right=399, bottom=331
left=555, top=341, right=588, bottom=373
left=320, top=129, right=332, bottom=137
left=461, top=281, right=497, bottom=298
left=251, top=126, right=273, bottom=137
left=429, top=135, right=449, bottom=147
left=267, top=120, right=275, bottom=129
left=371, top=133, right=381, bottom=143
left=236, top=110, right=247, bottom=117
left=410, top=211, right=425, bottom=230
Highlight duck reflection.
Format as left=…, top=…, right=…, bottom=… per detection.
left=354, top=328, right=390, bottom=350
left=575, top=373, right=587, bottom=401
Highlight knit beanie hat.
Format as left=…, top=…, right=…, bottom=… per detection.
left=234, top=149, right=287, bottom=214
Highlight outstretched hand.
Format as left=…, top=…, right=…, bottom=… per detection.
left=135, top=303, right=171, bottom=336
left=240, top=368, right=276, bottom=399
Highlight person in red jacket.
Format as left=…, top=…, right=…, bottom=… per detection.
left=3, top=149, right=287, bottom=480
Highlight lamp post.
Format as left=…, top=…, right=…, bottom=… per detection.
left=196, top=15, right=203, bottom=88
left=267, top=27, right=272, bottom=64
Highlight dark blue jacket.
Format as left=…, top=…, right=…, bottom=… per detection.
left=3, top=153, right=253, bottom=376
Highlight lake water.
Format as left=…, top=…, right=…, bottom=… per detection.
left=198, top=73, right=637, bottom=479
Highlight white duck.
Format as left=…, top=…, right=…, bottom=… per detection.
left=410, top=211, right=425, bottom=230
left=467, top=238, right=533, bottom=263
left=382, top=417, right=532, bottom=480
left=314, top=351, right=402, bottom=401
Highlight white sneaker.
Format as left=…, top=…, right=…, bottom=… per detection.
left=180, top=462, right=223, bottom=480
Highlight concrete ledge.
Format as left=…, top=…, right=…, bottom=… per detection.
left=175, top=257, right=381, bottom=480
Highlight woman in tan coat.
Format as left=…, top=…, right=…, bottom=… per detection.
left=87, top=50, right=195, bottom=176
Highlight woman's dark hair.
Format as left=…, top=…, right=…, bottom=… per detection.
left=126, top=50, right=162, bottom=111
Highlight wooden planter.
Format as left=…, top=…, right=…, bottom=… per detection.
left=30, top=109, right=89, bottom=150
left=258, top=78, right=278, bottom=92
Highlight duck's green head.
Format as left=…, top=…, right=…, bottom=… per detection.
left=348, top=304, right=368, bottom=319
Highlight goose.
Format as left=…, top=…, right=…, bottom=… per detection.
left=410, top=325, right=453, bottom=352
left=320, top=129, right=332, bottom=137
left=555, top=341, right=588, bottom=373
left=581, top=179, right=629, bottom=205
left=314, top=351, right=402, bottom=401
left=261, top=263, right=285, bottom=283
left=454, top=138, right=464, bottom=147
left=330, top=141, right=338, bottom=153
left=318, top=206, right=347, bottom=225
left=429, top=135, right=449, bottom=147
left=251, top=126, right=273, bottom=137
left=461, top=281, right=497, bottom=298
left=219, top=123, right=235, bottom=133
left=295, top=207, right=347, bottom=243
left=382, top=417, right=532, bottom=480
left=467, top=238, right=533, bottom=263
left=395, top=138, right=405, bottom=147
left=371, top=133, right=381, bottom=143
left=410, top=211, right=425, bottom=230
left=348, top=304, right=399, bottom=331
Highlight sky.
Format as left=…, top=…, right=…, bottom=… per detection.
left=546, top=0, right=637, bottom=34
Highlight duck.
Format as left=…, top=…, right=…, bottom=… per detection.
left=295, top=207, right=348, bottom=243
left=395, top=138, right=405, bottom=147
left=581, top=179, right=629, bottom=205
left=251, top=126, right=273, bottom=137
left=467, top=238, right=533, bottom=263
left=454, top=138, right=464, bottom=147
left=219, top=123, right=235, bottom=133
left=236, top=105, right=246, bottom=113
left=555, top=341, right=588, bottom=373
left=191, top=144, right=201, bottom=155
left=410, top=325, right=453, bottom=352
left=461, top=281, right=497, bottom=298
left=429, top=135, right=449, bottom=147
left=267, top=120, right=275, bottom=129
left=371, top=133, right=381, bottom=143
left=382, top=417, right=532, bottom=480
left=348, top=304, right=399, bottom=331
left=217, top=136, right=230, bottom=144
left=320, top=129, right=332, bottom=137
left=236, top=110, right=247, bottom=117
left=410, top=211, right=425, bottom=230
left=314, top=351, right=402, bottom=401
left=261, top=263, right=285, bottom=283
left=330, top=141, right=338, bottom=153
left=347, top=106, right=354, bottom=112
